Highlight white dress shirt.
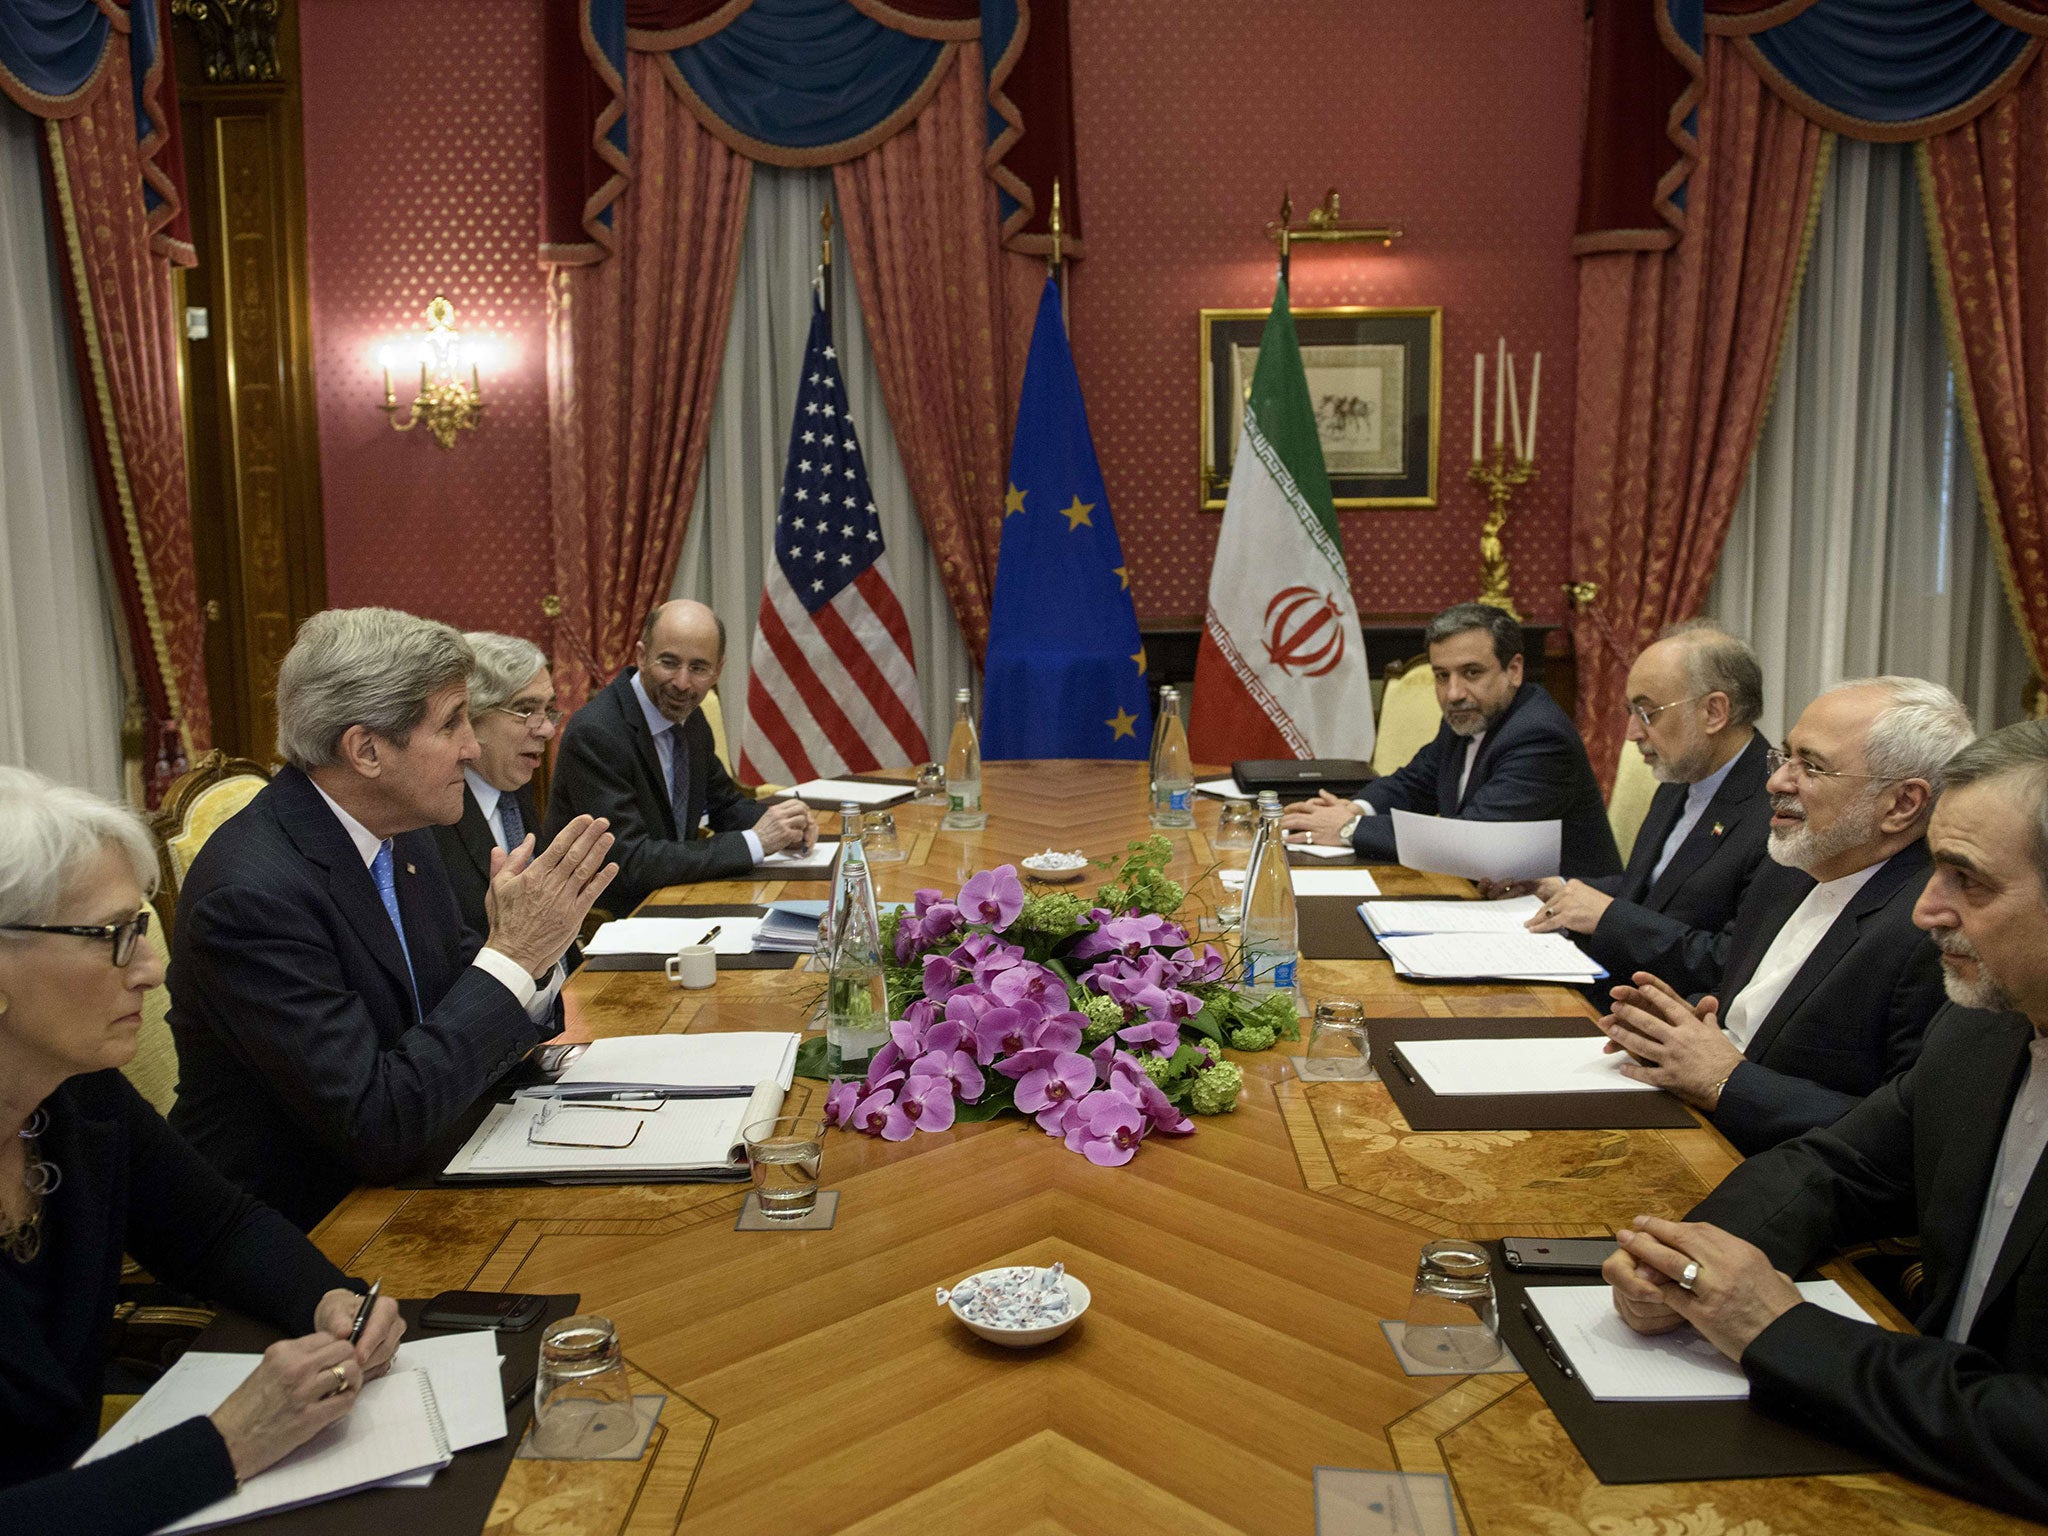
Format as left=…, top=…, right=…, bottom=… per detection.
left=630, top=673, right=763, bottom=863
left=1947, top=1033, right=2048, bottom=1342
left=464, top=767, right=518, bottom=854
left=1350, top=730, right=1487, bottom=823
left=1720, top=861, right=1882, bottom=1049
left=1649, top=746, right=1742, bottom=885
left=311, top=782, right=562, bottom=1020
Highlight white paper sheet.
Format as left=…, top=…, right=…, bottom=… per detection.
left=1362, top=896, right=1542, bottom=935
left=1390, top=809, right=1561, bottom=882
left=583, top=917, right=761, bottom=956
left=554, top=1033, right=799, bottom=1092
left=1218, top=866, right=1380, bottom=896
left=1393, top=1035, right=1654, bottom=1095
left=755, top=840, right=840, bottom=876
left=390, top=1330, right=508, bottom=1454
left=1525, top=1280, right=1874, bottom=1401
left=1196, top=777, right=1246, bottom=800
left=1379, top=929, right=1602, bottom=982
left=1291, top=842, right=1358, bottom=859
left=777, top=778, right=912, bottom=807
left=444, top=1094, right=767, bottom=1177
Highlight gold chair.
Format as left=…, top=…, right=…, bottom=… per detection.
left=1607, top=738, right=1660, bottom=864
left=121, top=905, right=179, bottom=1117
left=148, top=750, right=270, bottom=942
left=703, top=682, right=789, bottom=799
left=1370, top=657, right=1441, bottom=778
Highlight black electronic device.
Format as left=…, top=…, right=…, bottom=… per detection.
left=1231, top=758, right=1376, bottom=799
left=420, top=1290, right=548, bottom=1332
left=1501, top=1237, right=1618, bottom=1275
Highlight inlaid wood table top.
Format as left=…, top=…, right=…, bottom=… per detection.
left=311, top=761, right=2038, bottom=1535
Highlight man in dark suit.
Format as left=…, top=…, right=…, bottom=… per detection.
left=169, top=608, right=616, bottom=1228
left=432, top=631, right=556, bottom=937
left=1600, top=676, right=1971, bottom=1153
left=1280, top=602, right=1621, bottom=879
left=1519, top=622, right=1773, bottom=999
left=547, top=599, right=816, bottom=915
left=1601, top=722, right=2048, bottom=1522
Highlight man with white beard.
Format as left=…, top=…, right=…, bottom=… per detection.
left=1597, top=720, right=2048, bottom=1522
left=1597, top=677, right=1971, bottom=1153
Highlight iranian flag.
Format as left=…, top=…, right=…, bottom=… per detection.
left=1190, top=276, right=1377, bottom=761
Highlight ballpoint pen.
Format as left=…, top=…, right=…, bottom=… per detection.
left=1388, top=1049, right=1419, bottom=1087
left=348, top=1278, right=381, bottom=1347
left=700, top=924, right=722, bottom=946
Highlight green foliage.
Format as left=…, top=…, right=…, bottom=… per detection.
left=1078, top=991, right=1124, bottom=1046
left=1226, top=1022, right=1278, bottom=1052
left=1092, top=836, right=1185, bottom=919
left=951, top=1081, right=1016, bottom=1123
left=1189, top=1061, right=1246, bottom=1115
left=1183, top=982, right=1304, bottom=1045
left=1017, top=890, right=1090, bottom=950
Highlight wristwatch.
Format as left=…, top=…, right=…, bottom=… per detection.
left=1338, top=814, right=1363, bottom=843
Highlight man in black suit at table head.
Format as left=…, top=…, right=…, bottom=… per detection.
left=1602, top=721, right=2048, bottom=1523
left=547, top=599, right=817, bottom=916
left=168, top=608, right=617, bottom=1228
left=1279, top=601, right=1622, bottom=879
left=1516, top=621, right=1773, bottom=1000
left=431, top=632, right=559, bottom=938
left=1599, top=675, right=1972, bottom=1153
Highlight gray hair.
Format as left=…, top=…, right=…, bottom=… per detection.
left=463, top=632, right=549, bottom=716
left=1942, top=721, right=2048, bottom=896
left=275, top=608, right=474, bottom=770
left=1658, top=619, right=1764, bottom=728
left=1822, top=675, right=1976, bottom=793
left=1424, top=602, right=1522, bottom=666
left=0, top=766, right=158, bottom=931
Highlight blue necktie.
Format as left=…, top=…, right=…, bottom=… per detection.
left=498, top=791, right=525, bottom=850
left=667, top=725, right=691, bottom=835
left=370, top=841, right=420, bottom=1015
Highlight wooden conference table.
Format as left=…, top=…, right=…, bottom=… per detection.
left=310, top=762, right=2036, bottom=1535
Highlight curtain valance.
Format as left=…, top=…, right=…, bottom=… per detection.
left=542, top=0, right=1068, bottom=266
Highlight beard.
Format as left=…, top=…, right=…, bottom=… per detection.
left=1647, top=738, right=1716, bottom=785
left=1930, top=927, right=2016, bottom=1012
left=1766, top=792, right=1882, bottom=872
left=1445, top=696, right=1509, bottom=739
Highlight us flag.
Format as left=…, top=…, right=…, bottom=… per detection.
left=740, top=288, right=930, bottom=782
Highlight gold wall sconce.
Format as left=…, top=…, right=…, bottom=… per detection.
left=1265, top=189, right=1402, bottom=258
left=379, top=296, right=484, bottom=449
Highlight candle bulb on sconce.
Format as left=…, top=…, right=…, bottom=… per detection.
left=377, top=296, right=485, bottom=449
left=1469, top=345, right=1541, bottom=622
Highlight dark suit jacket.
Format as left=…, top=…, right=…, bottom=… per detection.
left=546, top=668, right=765, bottom=914
left=168, top=765, right=561, bottom=1228
left=1707, top=840, right=1943, bottom=1154
left=0, top=1071, right=350, bottom=1534
left=1354, top=681, right=1622, bottom=879
left=1691, top=1006, right=2048, bottom=1521
left=430, top=780, right=540, bottom=939
left=1580, top=732, right=1773, bottom=998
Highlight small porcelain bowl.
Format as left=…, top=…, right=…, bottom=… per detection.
left=946, top=1267, right=1092, bottom=1348
left=1021, top=851, right=1089, bottom=884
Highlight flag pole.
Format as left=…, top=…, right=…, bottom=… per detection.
left=1276, top=187, right=1293, bottom=287
left=819, top=203, right=834, bottom=329
left=1048, top=177, right=1067, bottom=331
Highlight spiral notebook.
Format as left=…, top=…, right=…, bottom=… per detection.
left=79, top=1353, right=452, bottom=1532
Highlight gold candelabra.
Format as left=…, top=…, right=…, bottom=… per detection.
left=379, top=296, right=484, bottom=449
left=1469, top=444, right=1533, bottom=622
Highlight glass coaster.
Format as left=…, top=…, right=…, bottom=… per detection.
left=1379, top=1320, right=1521, bottom=1376
left=735, top=1190, right=839, bottom=1231
left=1313, top=1468, right=1458, bottom=1536
left=514, top=1394, right=663, bottom=1461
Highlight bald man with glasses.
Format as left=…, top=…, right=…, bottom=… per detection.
left=1599, top=677, right=1971, bottom=1153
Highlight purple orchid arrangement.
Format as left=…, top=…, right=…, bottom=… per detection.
left=811, top=840, right=1297, bottom=1164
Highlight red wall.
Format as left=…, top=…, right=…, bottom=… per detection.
left=300, top=0, right=554, bottom=642
left=1066, top=0, right=1586, bottom=625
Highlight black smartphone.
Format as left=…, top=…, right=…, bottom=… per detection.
left=1500, top=1237, right=1618, bottom=1274
left=420, top=1290, right=548, bottom=1332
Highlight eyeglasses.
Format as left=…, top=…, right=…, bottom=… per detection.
left=1625, top=693, right=1707, bottom=729
left=1764, top=747, right=1901, bottom=784
left=2, top=907, right=152, bottom=966
left=492, top=703, right=563, bottom=731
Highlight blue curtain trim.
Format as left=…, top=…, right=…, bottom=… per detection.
left=0, top=0, right=115, bottom=115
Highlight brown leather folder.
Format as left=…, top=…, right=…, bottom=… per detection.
left=1367, top=1015, right=1697, bottom=1130
left=1294, top=895, right=1388, bottom=960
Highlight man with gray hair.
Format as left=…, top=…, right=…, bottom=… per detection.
left=1601, top=675, right=1971, bottom=1153
left=168, top=608, right=617, bottom=1228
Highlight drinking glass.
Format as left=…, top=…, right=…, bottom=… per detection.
left=1213, top=797, right=1257, bottom=851
left=530, top=1314, right=639, bottom=1457
left=863, top=809, right=904, bottom=862
left=743, top=1115, right=825, bottom=1219
left=1300, top=996, right=1372, bottom=1081
left=913, top=762, right=946, bottom=805
left=1401, top=1240, right=1503, bottom=1371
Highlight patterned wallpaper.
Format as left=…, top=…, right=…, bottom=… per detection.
left=1065, top=0, right=1587, bottom=625
left=300, top=0, right=553, bottom=641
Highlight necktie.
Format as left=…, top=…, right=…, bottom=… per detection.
left=498, top=791, right=525, bottom=850
left=370, top=840, right=420, bottom=1015
left=668, top=724, right=692, bottom=835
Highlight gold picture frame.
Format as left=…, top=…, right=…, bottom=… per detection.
left=1199, top=305, right=1442, bottom=510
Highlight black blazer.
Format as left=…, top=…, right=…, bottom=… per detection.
left=429, top=780, right=540, bottom=939
left=1707, top=840, right=1943, bottom=1154
left=545, top=668, right=765, bottom=914
left=0, top=1071, right=351, bottom=1535
left=1691, top=1006, right=2048, bottom=1521
left=1580, top=732, right=1773, bottom=998
left=168, top=765, right=561, bottom=1229
left=1355, top=682, right=1622, bottom=879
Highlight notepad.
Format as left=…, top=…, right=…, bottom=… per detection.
left=756, top=840, right=840, bottom=877
left=546, top=1033, right=799, bottom=1094
left=80, top=1355, right=451, bottom=1531
left=1362, top=896, right=1542, bottom=935
left=1525, top=1280, right=1876, bottom=1401
left=1390, top=810, right=1561, bottom=882
left=443, top=1088, right=778, bottom=1178
left=1393, top=1035, right=1654, bottom=1095
left=777, top=778, right=913, bottom=808
left=583, top=916, right=762, bottom=956
left=1195, top=776, right=1246, bottom=800
left=1378, top=929, right=1604, bottom=982
left=1220, top=866, right=1381, bottom=897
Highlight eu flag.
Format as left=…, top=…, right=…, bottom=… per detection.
left=982, top=277, right=1152, bottom=760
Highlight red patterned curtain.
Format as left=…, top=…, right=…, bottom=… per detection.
left=1570, top=36, right=1827, bottom=788
left=547, top=50, right=751, bottom=708
left=1922, top=57, right=2048, bottom=681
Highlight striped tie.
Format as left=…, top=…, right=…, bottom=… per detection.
left=668, top=724, right=691, bottom=835
left=498, top=791, right=525, bottom=850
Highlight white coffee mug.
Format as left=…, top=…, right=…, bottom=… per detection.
left=665, top=944, right=717, bottom=989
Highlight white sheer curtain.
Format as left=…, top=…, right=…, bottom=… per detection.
left=1708, top=138, right=2032, bottom=742
left=671, top=165, right=971, bottom=768
left=0, top=101, right=126, bottom=800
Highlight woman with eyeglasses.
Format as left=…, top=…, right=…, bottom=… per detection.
left=0, top=767, right=404, bottom=1534
left=431, top=632, right=561, bottom=939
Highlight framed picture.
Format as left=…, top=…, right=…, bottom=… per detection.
left=1199, top=305, right=1442, bottom=509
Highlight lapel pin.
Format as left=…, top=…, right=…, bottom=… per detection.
left=1711, top=822, right=1725, bottom=838
left=405, top=862, right=416, bottom=875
